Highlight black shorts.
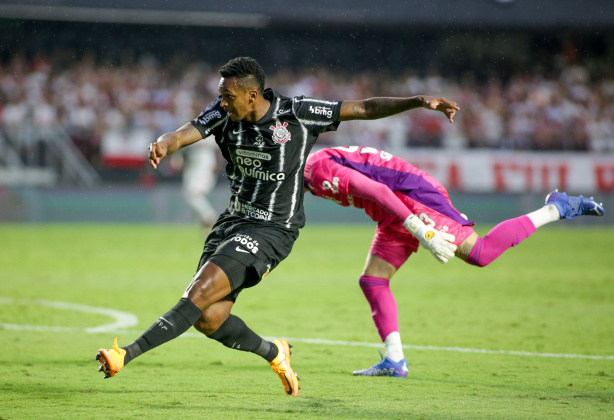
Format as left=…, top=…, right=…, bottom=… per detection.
left=195, top=210, right=299, bottom=299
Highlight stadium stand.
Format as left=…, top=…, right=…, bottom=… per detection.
left=1, top=3, right=613, bottom=182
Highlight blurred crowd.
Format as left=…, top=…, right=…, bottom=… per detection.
left=1, top=53, right=613, bottom=172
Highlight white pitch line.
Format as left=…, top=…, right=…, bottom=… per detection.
left=1, top=297, right=612, bottom=361
left=115, top=331, right=613, bottom=361
left=275, top=337, right=614, bottom=360
left=0, top=297, right=138, bottom=333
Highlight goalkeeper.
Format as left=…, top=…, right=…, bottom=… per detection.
left=304, top=145, right=605, bottom=378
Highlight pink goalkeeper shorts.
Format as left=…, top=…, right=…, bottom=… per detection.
left=369, top=208, right=475, bottom=269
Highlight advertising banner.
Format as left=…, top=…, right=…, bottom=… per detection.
left=395, top=150, right=614, bottom=193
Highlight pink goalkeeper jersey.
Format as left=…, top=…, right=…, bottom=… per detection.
left=304, top=146, right=472, bottom=230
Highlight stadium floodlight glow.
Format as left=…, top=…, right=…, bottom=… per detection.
left=0, top=5, right=270, bottom=28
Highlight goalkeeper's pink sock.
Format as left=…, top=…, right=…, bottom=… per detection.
left=359, top=275, right=399, bottom=342
left=467, top=215, right=536, bottom=267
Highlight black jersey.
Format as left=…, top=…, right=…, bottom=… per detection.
left=191, top=89, right=342, bottom=230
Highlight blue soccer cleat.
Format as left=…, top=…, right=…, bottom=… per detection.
left=545, top=189, right=605, bottom=219
left=352, top=354, right=408, bottom=378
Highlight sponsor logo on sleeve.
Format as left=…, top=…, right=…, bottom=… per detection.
left=309, top=105, right=333, bottom=118
left=199, top=110, right=222, bottom=125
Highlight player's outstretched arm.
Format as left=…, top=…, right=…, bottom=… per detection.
left=148, top=123, right=203, bottom=169
left=338, top=96, right=459, bottom=123
left=403, top=214, right=457, bottom=264
left=344, top=167, right=457, bottom=264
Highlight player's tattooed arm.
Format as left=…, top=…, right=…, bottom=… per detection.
left=338, top=96, right=459, bottom=122
left=339, top=97, right=421, bottom=120
left=148, top=123, right=203, bottom=169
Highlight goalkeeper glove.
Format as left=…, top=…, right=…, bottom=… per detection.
left=403, top=214, right=457, bottom=264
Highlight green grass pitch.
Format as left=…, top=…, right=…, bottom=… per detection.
left=1, top=223, right=613, bottom=419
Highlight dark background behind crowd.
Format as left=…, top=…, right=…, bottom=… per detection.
left=1, top=14, right=613, bottom=180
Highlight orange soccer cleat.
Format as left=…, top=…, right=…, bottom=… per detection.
left=96, top=336, right=126, bottom=379
left=269, top=339, right=300, bottom=396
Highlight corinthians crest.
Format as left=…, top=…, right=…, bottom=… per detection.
left=269, top=121, right=292, bottom=144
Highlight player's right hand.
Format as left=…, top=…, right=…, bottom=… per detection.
left=423, top=230, right=457, bottom=264
left=148, top=141, right=167, bottom=169
left=403, top=214, right=457, bottom=264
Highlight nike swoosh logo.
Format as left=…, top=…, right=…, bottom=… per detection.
left=233, top=129, right=247, bottom=134
left=274, top=109, right=291, bottom=116
left=236, top=246, right=250, bottom=253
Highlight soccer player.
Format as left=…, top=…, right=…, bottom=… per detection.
left=95, top=57, right=460, bottom=396
left=181, top=139, right=220, bottom=228
left=303, top=145, right=605, bottom=377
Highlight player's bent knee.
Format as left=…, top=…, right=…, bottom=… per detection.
left=195, top=313, right=229, bottom=336
left=195, top=299, right=234, bottom=336
left=193, top=318, right=216, bottom=336
left=185, top=262, right=233, bottom=309
left=361, top=254, right=396, bottom=279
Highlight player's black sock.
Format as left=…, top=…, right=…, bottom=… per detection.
left=208, top=314, right=278, bottom=362
left=123, top=298, right=202, bottom=365
left=123, top=341, right=142, bottom=365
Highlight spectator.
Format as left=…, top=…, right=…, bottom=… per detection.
left=1, top=55, right=612, bottom=173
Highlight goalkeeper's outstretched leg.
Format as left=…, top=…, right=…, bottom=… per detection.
left=460, top=190, right=605, bottom=267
